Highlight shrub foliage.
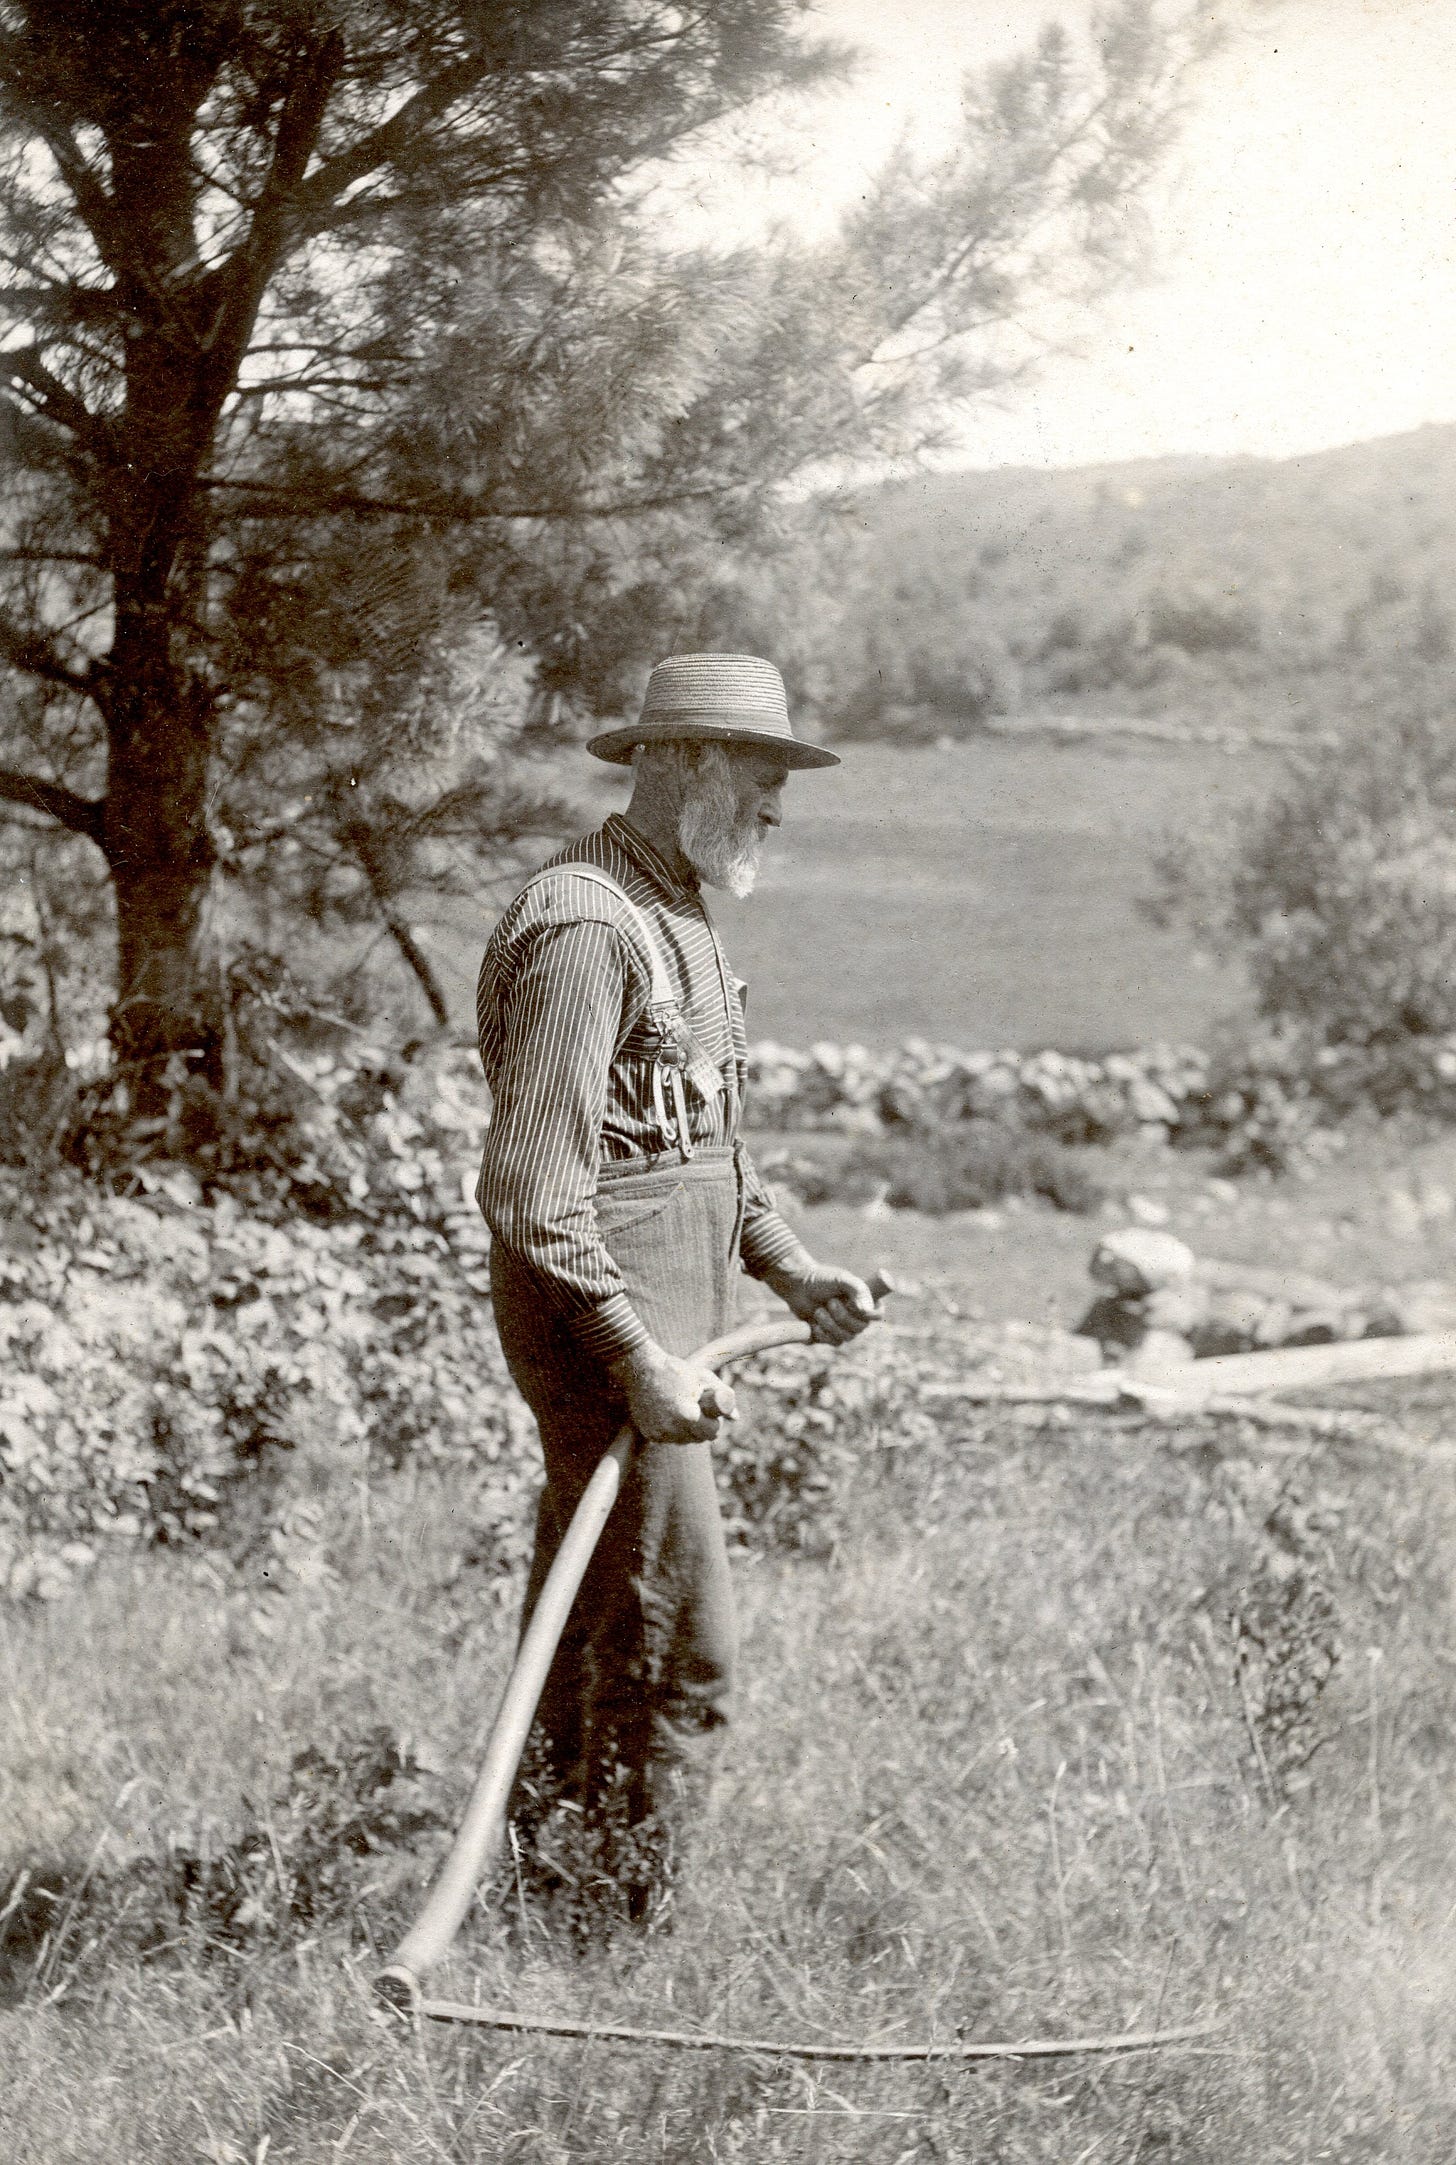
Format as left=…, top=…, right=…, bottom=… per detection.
left=0, top=1124, right=529, bottom=1600
left=1228, top=709, right=1456, bottom=1048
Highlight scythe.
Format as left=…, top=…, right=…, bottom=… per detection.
left=374, top=1273, right=1220, bottom=2064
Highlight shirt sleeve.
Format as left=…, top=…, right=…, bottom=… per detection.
left=477, top=918, right=651, bottom=1365
left=736, top=1141, right=817, bottom=1285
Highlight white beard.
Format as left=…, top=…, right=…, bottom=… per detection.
left=678, top=757, right=764, bottom=898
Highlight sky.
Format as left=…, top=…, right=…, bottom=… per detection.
left=664, top=0, right=1456, bottom=472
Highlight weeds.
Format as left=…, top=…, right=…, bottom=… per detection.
left=1229, top=1483, right=1344, bottom=1801
left=0, top=1730, right=449, bottom=2008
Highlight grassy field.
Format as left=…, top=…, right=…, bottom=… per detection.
left=6, top=1134, right=1456, bottom=2164
left=415, top=736, right=1277, bottom=1053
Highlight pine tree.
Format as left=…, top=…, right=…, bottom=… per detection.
left=0, top=0, right=1204, bottom=1118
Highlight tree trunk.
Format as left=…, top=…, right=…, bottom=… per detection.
left=103, top=727, right=220, bottom=1101
left=106, top=853, right=219, bottom=1088
left=40, top=26, right=342, bottom=1130
left=101, top=231, right=226, bottom=1111
left=101, top=538, right=221, bottom=1105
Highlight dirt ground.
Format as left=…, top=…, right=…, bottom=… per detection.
left=759, top=1122, right=1456, bottom=1340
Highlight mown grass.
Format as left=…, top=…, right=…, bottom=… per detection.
left=4, top=1333, right=1453, bottom=2164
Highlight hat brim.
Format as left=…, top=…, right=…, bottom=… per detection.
left=586, top=718, right=840, bottom=771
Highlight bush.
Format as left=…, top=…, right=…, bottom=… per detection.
left=1144, top=582, right=1263, bottom=656
left=720, top=1332, right=945, bottom=1558
left=0, top=1168, right=531, bottom=1601
left=1145, top=697, right=1456, bottom=1141
left=1228, top=706, right=1456, bottom=1049
left=3, top=1076, right=985, bottom=1599
left=765, top=1122, right=1104, bottom=1215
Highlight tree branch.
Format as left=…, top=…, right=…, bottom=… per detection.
left=0, top=546, right=104, bottom=568
left=281, top=6, right=835, bottom=251
left=0, top=766, right=103, bottom=842
left=341, top=818, right=450, bottom=1027
left=0, top=346, right=111, bottom=456
left=285, top=55, right=488, bottom=240
left=226, top=372, right=397, bottom=403
left=0, top=608, right=100, bottom=700
left=198, top=29, right=347, bottom=392
left=0, top=48, right=131, bottom=276
left=0, top=279, right=120, bottom=331
left=196, top=476, right=740, bottom=521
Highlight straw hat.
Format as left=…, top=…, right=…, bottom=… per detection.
left=586, top=652, right=840, bottom=771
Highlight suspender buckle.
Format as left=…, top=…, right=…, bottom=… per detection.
left=651, top=1055, right=695, bottom=1161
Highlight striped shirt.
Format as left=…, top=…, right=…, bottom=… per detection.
left=476, top=813, right=812, bottom=1364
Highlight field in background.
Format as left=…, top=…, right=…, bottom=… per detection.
left=418, top=737, right=1276, bottom=1052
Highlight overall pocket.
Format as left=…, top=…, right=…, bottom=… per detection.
left=595, top=1181, right=686, bottom=1240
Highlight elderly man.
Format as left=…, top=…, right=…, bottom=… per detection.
left=476, top=652, right=876, bottom=1926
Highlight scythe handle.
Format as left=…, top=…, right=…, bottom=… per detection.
left=377, top=1271, right=896, bottom=2011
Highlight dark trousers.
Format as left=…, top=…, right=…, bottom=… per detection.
left=491, top=1149, right=742, bottom=1871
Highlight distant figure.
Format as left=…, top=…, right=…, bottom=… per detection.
left=476, top=653, right=877, bottom=1928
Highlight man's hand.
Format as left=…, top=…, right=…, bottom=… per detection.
left=609, top=1340, right=738, bottom=1446
left=770, top=1262, right=880, bottom=1346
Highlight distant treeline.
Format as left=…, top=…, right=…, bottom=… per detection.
left=791, top=423, right=1456, bottom=741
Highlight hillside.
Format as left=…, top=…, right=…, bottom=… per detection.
left=812, top=423, right=1456, bottom=738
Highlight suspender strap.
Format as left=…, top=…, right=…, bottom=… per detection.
left=517, top=864, right=674, bottom=1004
left=515, top=864, right=695, bottom=1159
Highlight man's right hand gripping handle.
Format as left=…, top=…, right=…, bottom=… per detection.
left=608, top=1341, right=738, bottom=1446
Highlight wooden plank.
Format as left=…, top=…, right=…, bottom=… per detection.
left=1135, top=1331, right=1456, bottom=1402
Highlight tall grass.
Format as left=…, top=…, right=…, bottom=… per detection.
left=3, top=1363, right=1454, bottom=2162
